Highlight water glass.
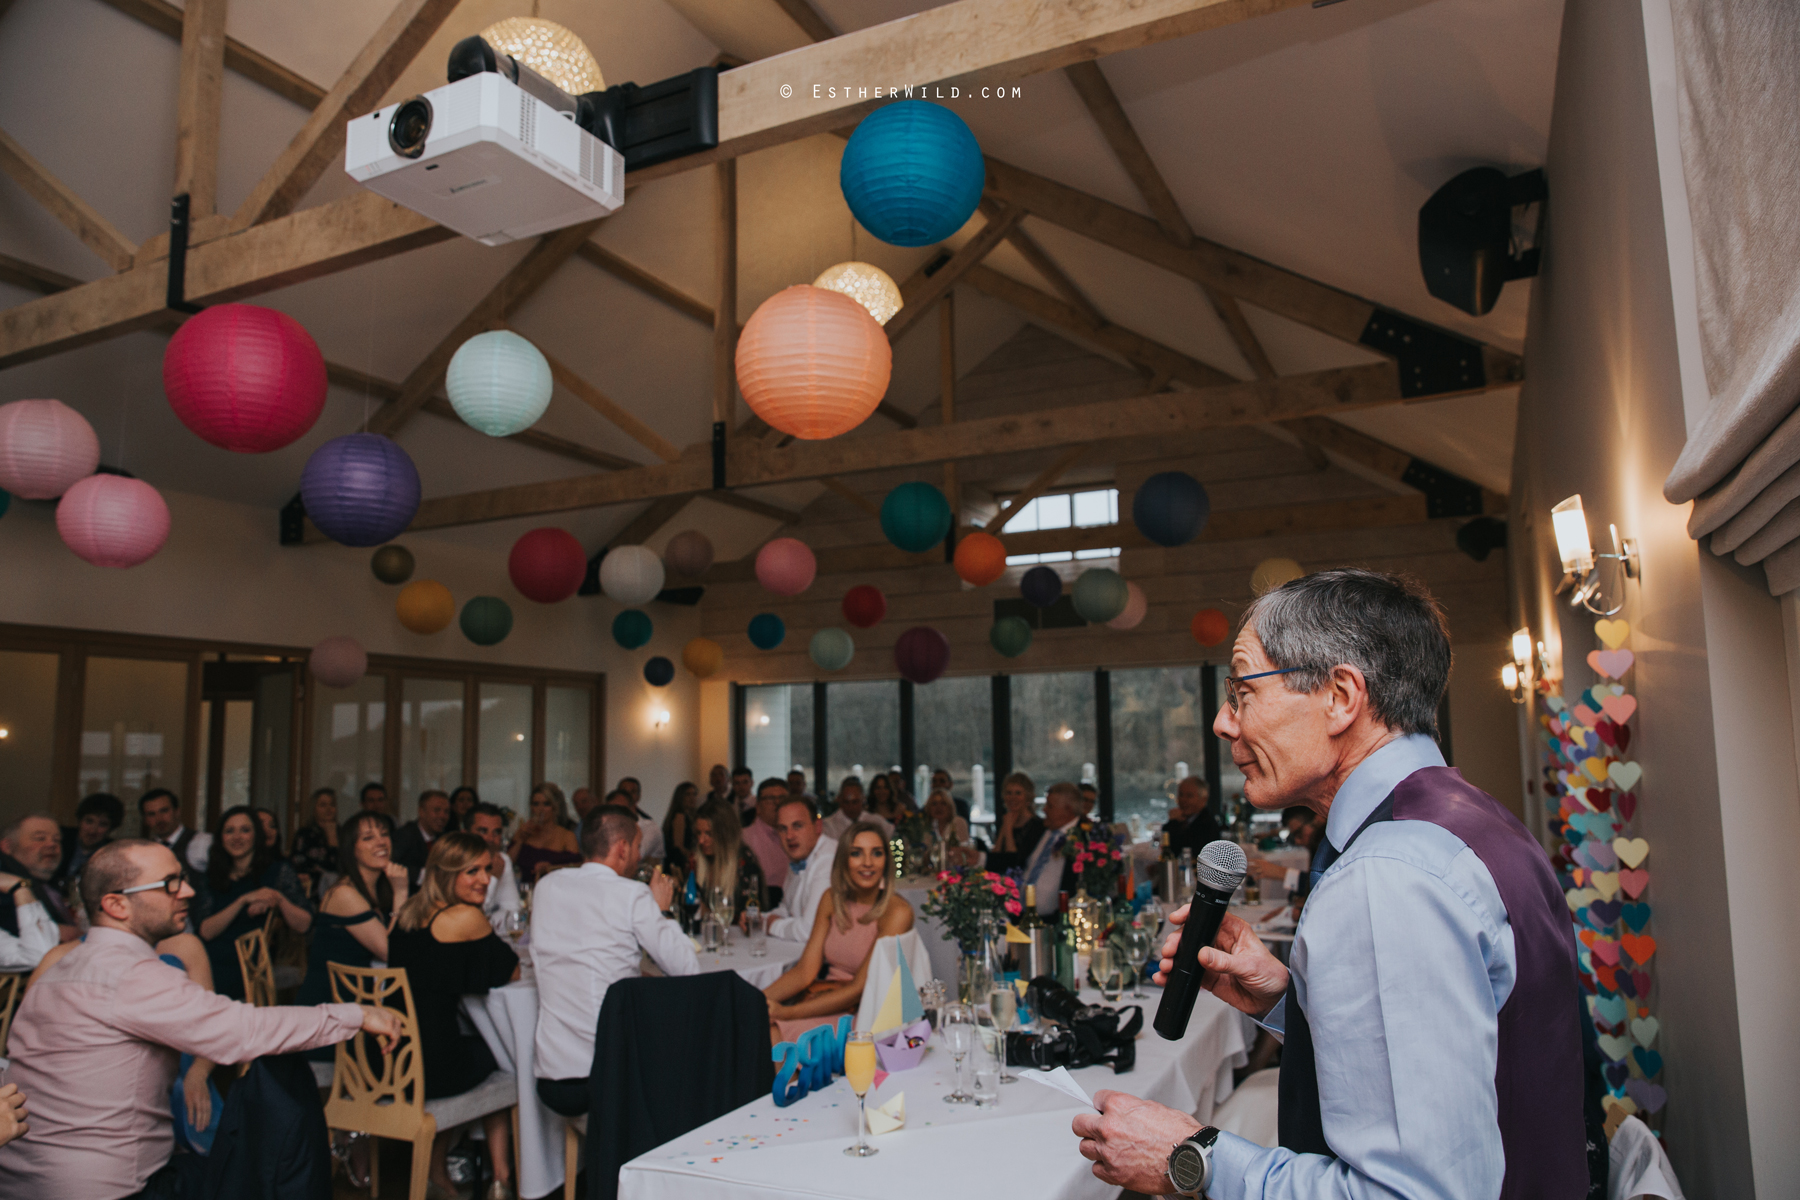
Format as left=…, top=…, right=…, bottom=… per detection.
left=972, top=1037, right=1001, bottom=1107
left=989, top=987, right=1018, bottom=1084
left=941, top=1002, right=975, bottom=1104
left=1092, top=945, right=1124, bottom=1003
left=745, top=905, right=767, bottom=957
left=701, top=915, right=722, bottom=954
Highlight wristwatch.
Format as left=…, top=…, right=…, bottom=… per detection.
left=1167, top=1125, right=1221, bottom=1197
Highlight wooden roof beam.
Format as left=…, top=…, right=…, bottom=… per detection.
left=545, top=350, right=684, bottom=464
left=96, top=0, right=327, bottom=110
left=884, top=206, right=1020, bottom=343
left=173, top=0, right=227, bottom=220
left=0, top=129, right=137, bottom=271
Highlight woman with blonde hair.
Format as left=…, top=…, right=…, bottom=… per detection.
left=762, top=820, right=914, bottom=1042
left=508, top=782, right=581, bottom=881
left=389, top=832, right=519, bottom=1200
left=986, top=770, right=1044, bottom=871
left=686, top=798, right=764, bottom=919
left=923, top=789, right=978, bottom=868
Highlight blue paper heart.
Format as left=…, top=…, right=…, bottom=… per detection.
left=1633, top=1047, right=1663, bottom=1078
left=1590, top=899, right=1623, bottom=926
left=1575, top=907, right=1606, bottom=933
left=1614, top=971, right=1638, bottom=998
left=1565, top=828, right=1585, bottom=847
left=1584, top=730, right=1602, bottom=754
left=1603, top=1061, right=1630, bottom=1088
left=1621, top=903, right=1652, bottom=932
left=1591, top=994, right=1627, bottom=1025
left=1626, top=1078, right=1668, bottom=1113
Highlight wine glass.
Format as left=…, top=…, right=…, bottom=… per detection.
left=920, top=979, right=946, bottom=1035
left=843, top=1031, right=879, bottom=1157
left=1119, top=924, right=1151, bottom=999
left=941, top=1002, right=975, bottom=1103
left=989, top=987, right=1018, bottom=1084
left=1093, top=945, right=1124, bottom=1003
left=499, top=909, right=528, bottom=949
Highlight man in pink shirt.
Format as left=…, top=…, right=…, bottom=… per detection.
left=0, top=839, right=400, bottom=1200
left=740, top=777, right=792, bottom=902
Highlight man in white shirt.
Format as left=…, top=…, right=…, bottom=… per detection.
left=531, top=805, right=696, bottom=1117
left=1022, top=783, right=1083, bottom=914
left=136, top=790, right=210, bottom=872
left=611, top=783, right=665, bottom=863
left=0, top=864, right=57, bottom=970
left=762, top=797, right=837, bottom=941
left=469, top=804, right=521, bottom=924
left=821, top=778, right=893, bottom=843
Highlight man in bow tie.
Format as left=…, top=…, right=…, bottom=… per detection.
left=762, top=796, right=838, bottom=941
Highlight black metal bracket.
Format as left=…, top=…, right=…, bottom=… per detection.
left=279, top=494, right=307, bottom=545
left=579, top=548, right=606, bottom=596
left=1359, top=309, right=1487, bottom=399
left=1400, top=458, right=1486, bottom=519
left=711, top=421, right=727, bottom=490
left=166, top=194, right=205, bottom=315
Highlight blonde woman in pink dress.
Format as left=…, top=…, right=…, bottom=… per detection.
left=763, top=821, right=913, bottom=1043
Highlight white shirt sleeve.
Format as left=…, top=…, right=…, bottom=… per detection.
left=484, top=857, right=522, bottom=921
left=0, top=894, right=59, bottom=970
left=636, top=885, right=699, bottom=978
left=184, top=832, right=213, bottom=872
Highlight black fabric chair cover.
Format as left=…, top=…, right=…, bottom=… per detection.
left=200, top=1053, right=333, bottom=1200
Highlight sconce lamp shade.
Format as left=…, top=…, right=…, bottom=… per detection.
left=300, top=434, right=421, bottom=547
left=446, top=330, right=553, bottom=437
left=598, top=545, right=665, bottom=606
left=396, top=580, right=455, bottom=633
left=812, top=261, right=903, bottom=325
left=953, top=530, right=1007, bottom=586
left=1511, top=627, right=1532, bottom=665
left=1020, top=564, right=1062, bottom=608
left=1072, top=568, right=1129, bottom=623
left=509, top=527, right=586, bottom=603
left=1250, top=557, right=1305, bottom=595
left=1191, top=608, right=1231, bottom=647
left=840, top=101, right=985, bottom=247
left=478, top=17, right=604, bottom=93
left=809, top=627, right=856, bottom=671
left=664, top=529, right=714, bottom=576
left=1501, top=663, right=1520, bottom=690
left=612, top=608, right=653, bottom=650
left=0, top=399, right=100, bottom=499
left=371, top=544, right=415, bottom=584
left=880, top=481, right=952, bottom=553
left=1108, top=581, right=1148, bottom=630
left=56, top=474, right=170, bottom=568
left=1132, top=471, right=1210, bottom=547
left=894, top=625, right=951, bottom=684
left=1552, top=495, right=1595, bottom=573
left=460, top=596, right=513, bottom=646
left=683, top=637, right=724, bottom=678
left=756, top=537, right=816, bottom=596
left=644, top=656, right=675, bottom=687
left=990, top=615, right=1033, bottom=658
left=748, top=613, right=787, bottom=651
left=736, top=286, right=891, bottom=440
left=309, top=636, right=368, bottom=688
left=162, top=304, right=327, bottom=453
left=842, top=584, right=887, bottom=627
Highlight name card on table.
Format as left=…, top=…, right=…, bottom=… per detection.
left=772, top=1015, right=853, bottom=1107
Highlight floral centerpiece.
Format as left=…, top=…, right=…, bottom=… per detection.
left=920, top=868, right=1022, bottom=953
left=1060, top=818, right=1127, bottom=898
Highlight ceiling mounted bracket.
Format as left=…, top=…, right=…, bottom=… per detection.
left=165, top=193, right=205, bottom=315
left=279, top=494, right=307, bottom=546
left=1399, top=458, right=1485, bottom=519
left=1358, top=310, right=1486, bottom=398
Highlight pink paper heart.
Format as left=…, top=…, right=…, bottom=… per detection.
left=1588, top=649, right=1635, bottom=679
left=1589, top=938, right=1620, bottom=966
left=1599, top=694, right=1638, bottom=724
left=1619, top=868, right=1649, bottom=899
left=1572, top=705, right=1601, bottom=728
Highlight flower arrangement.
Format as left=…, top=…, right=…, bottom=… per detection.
left=920, top=868, right=1022, bottom=953
left=1060, top=818, right=1126, bottom=897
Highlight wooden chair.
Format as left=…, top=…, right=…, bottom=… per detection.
left=324, top=963, right=517, bottom=1200
left=563, top=1115, right=586, bottom=1200
left=235, top=926, right=276, bottom=1008
left=0, top=972, right=24, bottom=1060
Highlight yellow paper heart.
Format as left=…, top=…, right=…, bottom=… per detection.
left=1590, top=871, right=1620, bottom=901
left=1601, top=1093, right=1638, bottom=1118
left=1583, top=757, right=1611, bottom=784
left=1565, top=887, right=1598, bottom=912
left=1612, top=837, right=1649, bottom=869
left=1594, top=619, right=1630, bottom=650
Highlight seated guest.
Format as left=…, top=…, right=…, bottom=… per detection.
left=705, top=763, right=732, bottom=807
left=55, top=792, right=123, bottom=890
left=1078, top=781, right=1099, bottom=816
left=822, top=777, right=893, bottom=843
left=0, top=839, right=398, bottom=1200
left=0, top=861, right=57, bottom=970
left=866, top=773, right=902, bottom=823
left=930, top=768, right=972, bottom=821
left=729, top=766, right=756, bottom=824
left=388, top=834, right=519, bottom=1200
left=193, top=805, right=313, bottom=1000
left=468, top=804, right=521, bottom=924
left=509, top=783, right=582, bottom=881
left=922, top=789, right=978, bottom=867
left=1161, top=775, right=1223, bottom=858
left=391, top=788, right=452, bottom=883
left=786, top=770, right=812, bottom=799
left=358, top=781, right=390, bottom=816
left=137, top=788, right=211, bottom=872
left=762, top=797, right=836, bottom=941
left=886, top=770, right=915, bottom=813
left=297, top=812, right=408, bottom=1011
left=985, top=771, right=1044, bottom=872
left=687, top=799, right=766, bottom=918
left=0, top=1085, right=24, bottom=1151
left=1, top=814, right=77, bottom=942
left=763, top=823, right=914, bottom=1042
left=1018, top=782, right=1084, bottom=915
left=740, top=779, right=793, bottom=906
left=569, top=788, right=597, bottom=826
left=532, top=806, right=696, bottom=1118
left=288, top=787, right=340, bottom=895
left=449, top=785, right=480, bottom=831
left=609, top=786, right=665, bottom=864
left=660, top=781, right=701, bottom=876
left=252, top=807, right=282, bottom=857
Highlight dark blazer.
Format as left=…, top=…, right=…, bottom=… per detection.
left=53, top=827, right=107, bottom=890
left=390, top=821, right=431, bottom=880
left=1163, top=808, right=1225, bottom=859
left=200, top=1052, right=333, bottom=1200
left=984, top=814, right=1046, bottom=874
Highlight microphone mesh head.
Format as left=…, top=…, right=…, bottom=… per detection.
left=1196, top=840, right=1247, bottom=892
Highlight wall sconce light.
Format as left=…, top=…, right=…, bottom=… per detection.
left=1551, top=494, right=1639, bottom=615
left=1502, top=626, right=1532, bottom=703
left=652, top=708, right=671, bottom=729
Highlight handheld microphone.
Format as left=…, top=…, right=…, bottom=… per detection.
left=1153, top=840, right=1247, bottom=1041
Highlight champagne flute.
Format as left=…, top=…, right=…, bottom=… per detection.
left=941, top=1002, right=975, bottom=1104
left=1121, top=924, right=1151, bottom=999
left=1094, top=945, right=1125, bottom=1003
left=989, top=987, right=1018, bottom=1084
left=843, top=1031, right=879, bottom=1157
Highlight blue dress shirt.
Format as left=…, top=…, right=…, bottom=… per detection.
left=1207, top=734, right=1518, bottom=1200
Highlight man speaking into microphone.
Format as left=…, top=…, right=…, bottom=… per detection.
left=1073, top=569, right=1586, bottom=1199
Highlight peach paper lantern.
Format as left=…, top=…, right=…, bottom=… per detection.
left=397, top=580, right=455, bottom=634
left=0, top=399, right=100, bottom=499
left=310, top=637, right=368, bottom=688
left=735, top=286, right=892, bottom=440
left=755, top=537, right=816, bottom=596
left=953, top=531, right=1008, bottom=586
left=1108, top=581, right=1148, bottom=630
left=56, top=474, right=170, bottom=568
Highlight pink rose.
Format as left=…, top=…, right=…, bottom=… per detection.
left=991, top=882, right=1006, bottom=895
left=1005, top=899, right=1022, bottom=917
left=1072, top=859, right=1085, bottom=874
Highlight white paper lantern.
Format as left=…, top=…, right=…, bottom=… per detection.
left=446, top=330, right=553, bottom=437
left=599, top=544, right=665, bottom=606
left=812, top=262, right=903, bottom=325
left=0, top=399, right=101, bottom=499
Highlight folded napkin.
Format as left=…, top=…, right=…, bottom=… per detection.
left=875, top=1018, right=931, bottom=1072
left=867, top=1092, right=906, bottom=1134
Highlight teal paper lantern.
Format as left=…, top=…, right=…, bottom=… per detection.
left=840, top=101, right=985, bottom=247
left=990, top=615, right=1032, bottom=658
left=1072, top=568, right=1129, bottom=623
left=460, top=596, right=513, bottom=646
left=0, top=488, right=9, bottom=519
left=612, top=608, right=653, bottom=650
left=446, top=330, right=553, bottom=436
left=809, top=627, right=855, bottom=672
left=748, top=613, right=786, bottom=650
left=880, top=481, right=952, bottom=553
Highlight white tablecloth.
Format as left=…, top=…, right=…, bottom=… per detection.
left=894, top=878, right=961, bottom=988
left=617, top=987, right=1251, bottom=1200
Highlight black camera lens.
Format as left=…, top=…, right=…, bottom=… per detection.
left=388, top=97, right=433, bottom=159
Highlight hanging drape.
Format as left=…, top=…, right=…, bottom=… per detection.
left=1661, top=1, right=1800, bottom=594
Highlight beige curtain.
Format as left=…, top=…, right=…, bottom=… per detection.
left=1661, top=1, right=1800, bottom=594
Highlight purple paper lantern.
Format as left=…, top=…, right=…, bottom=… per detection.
left=1020, top=564, right=1062, bottom=608
left=894, top=625, right=950, bottom=684
left=300, top=433, right=421, bottom=547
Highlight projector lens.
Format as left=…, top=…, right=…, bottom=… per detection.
left=389, top=97, right=433, bottom=159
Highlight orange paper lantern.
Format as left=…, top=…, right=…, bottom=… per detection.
left=397, top=580, right=455, bottom=634
left=683, top=637, right=724, bottom=678
left=953, top=531, right=1007, bottom=586
left=1192, top=608, right=1231, bottom=647
left=735, top=286, right=892, bottom=439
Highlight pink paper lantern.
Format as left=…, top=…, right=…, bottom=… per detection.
left=0, top=399, right=100, bottom=499
left=756, top=537, right=817, bottom=596
left=162, top=303, right=327, bottom=453
left=1108, top=581, right=1148, bottom=630
left=309, top=636, right=368, bottom=688
left=55, top=474, right=170, bottom=568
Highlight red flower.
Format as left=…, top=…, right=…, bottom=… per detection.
left=990, top=881, right=1007, bottom=895
left=1072, top=859, right=1085, bottom=874
left=1004, top=899, right=1022, bottom=916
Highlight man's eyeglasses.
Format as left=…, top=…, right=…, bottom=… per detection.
left=116, top=870, right=189, bottom=897
left=1223, top=666, right=1308, bottom=713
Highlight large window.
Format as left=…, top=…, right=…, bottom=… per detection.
left=312, top=675, right=386, bottom=811
left=1004, top=488, right=1122, bottom=565
left=1010, top=671, right=1098, bottom=798
left=477, top=682, right=534, bottom=818
left=1111, top=667, right=1208, bottom=842
left=402, top=678, right=465, bottom=818
left=81, top=656, right=189, bottom=815
left=827, top=681, right=899, bottom=797
left=545, top=686, right=592, bottom=802
left=743, top=684, right=812, bottom=791
left=0, top=650, right=59, bottom=815
left=914, top=675, right=994, bottom=820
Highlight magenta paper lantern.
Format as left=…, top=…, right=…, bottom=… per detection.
left=162, top=304, right=327, bottom=453
left=1108, top=581, right=1148, bottom=630
left=756, top=537, right=817, bottom=596
left=894, top=625, right=950, bottom=684
left=309, top=636, right=368, bottom=688
left=55, top=474, right=170, bottom=568
left=0, top=399, right=100, bottom=499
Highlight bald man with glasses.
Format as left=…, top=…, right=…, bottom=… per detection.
left=0, top=839, right=401, bottom=1200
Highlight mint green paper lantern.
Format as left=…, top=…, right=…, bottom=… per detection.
left=1072, top=567, right=1129, bottom=623
left=446, top=330, right=552, bottom=436
left=809, top=627, right=855, bottom=671
left=990, top=615, right=1032, bottom=658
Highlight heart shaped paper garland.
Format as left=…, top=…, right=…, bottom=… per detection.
left=1540, top=620, right=1661, bottom=1137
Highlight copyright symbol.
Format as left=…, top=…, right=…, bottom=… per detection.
left=780, top=84, right=793, bottom=98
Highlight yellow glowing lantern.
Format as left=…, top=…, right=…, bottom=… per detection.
left=812, top=262, right=903, bottom=326
left=479, top=17, right=605, bottom=95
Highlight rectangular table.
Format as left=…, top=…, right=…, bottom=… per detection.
left=617, top=988, right=1251, bottom=1200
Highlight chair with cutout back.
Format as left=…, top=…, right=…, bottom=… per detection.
left=324, top=962, right=517, bottom=1200
left=235, top=924, right=277, bottom=1008
left=0, top=972, right=24, bottom=1061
